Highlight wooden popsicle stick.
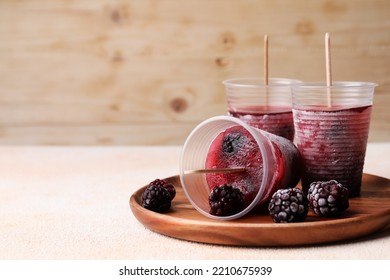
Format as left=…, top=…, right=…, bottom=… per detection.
left=264, top=34, right=269, bottom=109
left=264, top=34, right=269, bottom=86
left=325, top=32, right=332, bottom=107
left=184, top=167, right=246, bottom=175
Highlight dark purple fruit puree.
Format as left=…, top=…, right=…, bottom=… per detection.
left=229, top=106, right=294, bottom=141
left=294, top=105, right=372, bottom=197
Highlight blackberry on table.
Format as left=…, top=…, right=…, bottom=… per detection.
left=268, top=188, right=308, bottom=223
left=149, top=178, right=176, bottom=199
left=209, top=184, right=244, bottom=216
left=307, top=180, right=349, bottom=217
left=142, top=184, right=172, bottom=213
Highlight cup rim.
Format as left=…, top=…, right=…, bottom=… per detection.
left=291, top=81, right=378, bottom=89
left=179, top=115, right=270, bottom=220
left=223, top=77, right=302, bottom=88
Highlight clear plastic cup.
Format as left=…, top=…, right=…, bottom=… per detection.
left=179, top=116, right=301, bottom=220
left=223, top=77, right=301, bottom=141
left=292, top=81, right=377, bottom=197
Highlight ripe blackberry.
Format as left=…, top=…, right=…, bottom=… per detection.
left=308, top=180, right=349, bottom=217
left=268, top=188, right=308, bottom=223
left=149, top=178, right=176, bottom=199
left=209, top=184, right=244, bottom=216
left=222, top=132, right=244, bottom=155
left=141, top=185, right=172, bottom=213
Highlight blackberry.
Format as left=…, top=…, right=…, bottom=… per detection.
left=141, top=185, right=172, bottom=213
left=209, top=184, right=244, bottom=216
left=149, top=178, right=176, bottom=199
left=268, top=188, right=308, bottom=223
left=307, top=180, right=349, bottom=217
left=222, top=132, right=244, bottom=154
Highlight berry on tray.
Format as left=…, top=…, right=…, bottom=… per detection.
left=149, top=178, right=176, bottom=199
left=141, top=179, right=176, bottom=213
left=307, top=180, right=349, bottom=217
left=268, top=188, right=308, bottom=223
left=209, top=184, right=244, bottom=216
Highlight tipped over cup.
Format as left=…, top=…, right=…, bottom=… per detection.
left=179, top=116, right=302, bottom=220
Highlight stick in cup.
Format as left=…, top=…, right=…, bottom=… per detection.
left=292, top=33, right=377, bottom=197
left=223, top=35, right=299, bottom=141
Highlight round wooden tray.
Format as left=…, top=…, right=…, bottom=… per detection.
left=129, top=173, right=390, bottom=246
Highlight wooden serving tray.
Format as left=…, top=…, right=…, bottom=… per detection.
left=129, top=174, right=390, bottom=246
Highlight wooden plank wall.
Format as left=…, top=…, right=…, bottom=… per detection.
left=0, top=0, right=389, bottom=145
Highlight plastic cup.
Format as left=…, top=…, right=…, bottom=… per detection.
left=292, top=81, right=377, bottom=197
left=223, top=77, right=301, bottom=141
left=179, top=116, right=301, bottom=220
